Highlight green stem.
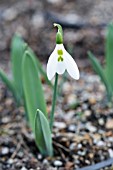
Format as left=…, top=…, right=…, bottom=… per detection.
left=50, top=73, right=58, bottom=131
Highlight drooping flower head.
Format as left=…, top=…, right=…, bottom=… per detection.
left=47, top=23, right=80, bottom=80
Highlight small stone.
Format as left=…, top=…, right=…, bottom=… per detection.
left=17, top=151, right=24, bottom=158
left=82, top=103, right=88, bottom=110
left=32, top=13, right=44, bottom=29
left=86, top=122, right=97, bottom=132
left=108, top=149, right=113, bottom=158
left=15, top=162, right=23, bottom=168
left=77, top=150, right=86, bottom=156
left=21, top=167, right=28, bottom=170
left=1, top=147, right=9, bottom=155
left=77, top=143, right=82, bottom=149
left=85, top=159, right=90, bottom=164
left=92, top=134, right=101, bottom=143
left=88, top=97, right=96, bottom=104
left=67, top=94, right=76, bottom=105
left=3, top=8, right=18, bottom=21
left=37, top=154, right=42, bottom=160
left=84, top=110, right=91, bottom=117
left=97, top=141, right=105, bottom=147
left=89, top=153, right=94, bottom=159
left=54, top=122, right=66, bottom=129
left=62, top=82, right=72, bottom=94
left=68, top=124, right=76, bottom=132
left=69, top=143, right=76, bottom=150
left=54, top=160, right=63, bottom=167
left=5, top=98, right=13, bottom=106
left=8, top=159, right=14, bottom=164
left=106, top=119, right=113, bottom=129
left=43, top=159, right=49, bottom=165
left=108, top=137, right=113, bottom=142
left=2, top=117, right=10, bottom=123
left=98, top=118, right=104, bottom=126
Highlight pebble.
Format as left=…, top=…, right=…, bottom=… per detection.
left=65, top=110, right=75, bottom=120
left=37, top=154, right=42, bottom=160
left=106, top=119, right=113, bottom=129
left=69, top=143, right=76, bottom=150
left=84, top=110, right=91, bottom=117
left=53, top=160, right=63, bottom=167
left=2, top=117, right=10, bottom=123
left=108, top=149, right=113, bottom=158
left=108, top=137, right=113, bottom=142
left=67, top=94, right=76, bottom=105
left=54, top=122, right=66, bottom=129
left=92, top=134, right=101, bottom=143
left=1, top=147, right=9, bottom=155
left=88, top=97, right=96, bottom=105
left=98, top=118, right=105, bottom=126
left=77, top=143, right=82, bottom=149
left=86, top=122, right=97, bottom=132
left=32, top=13, right=44, bottom=29
left=82, top=103, right=88, bottom=110
left=21, top=167, right=28, bottom=170
left=77, top=150, right=86, bottom=156
left=2, top=8, right=18, bottom=21
left=68, top=124, right=76, bottom=132
left=97, top=141, right=105, bottom=147
left=43, top=159, right=49, bottom=165
left=7, top=159, right=14, bottom=164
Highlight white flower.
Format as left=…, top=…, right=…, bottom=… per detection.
left=47, top=44, right=80, bottom=80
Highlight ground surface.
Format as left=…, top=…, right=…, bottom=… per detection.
left=0, top=71, right=113, bottom=170
left=0, top=0, right=113, bottom=170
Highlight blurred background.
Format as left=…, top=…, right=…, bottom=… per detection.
left=0, top=0, right=113, bottom=68
left=1, top=1, right=113, bottom=169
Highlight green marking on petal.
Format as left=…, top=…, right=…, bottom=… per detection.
left=57, top=49, right=64, bottom=62
left=58, top=56, right=63, bottom=62
left=57, top=49, right=63, bottom=55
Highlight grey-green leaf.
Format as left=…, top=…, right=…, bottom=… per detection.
left=88, top=51, right=112, bottom=101
left=0, top=69, right=20, bottom=104
left=28, top=47, right=53, bottom=88
left=35, top=109, right=53, bottom=156
left=11, top=34, right=26, bottom=101
left=22, top=51, right=47, bottom=131
left=105, top=23, right=113, bottom=90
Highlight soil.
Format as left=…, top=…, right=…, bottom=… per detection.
left=0, top=0, right=113, bottom=170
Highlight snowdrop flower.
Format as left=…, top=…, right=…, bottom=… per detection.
left=47, top=23, right=80, bottom=80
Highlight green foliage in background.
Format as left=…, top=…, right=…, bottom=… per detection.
left=88, top=23, right=113, bottom=102
left=0, top=34, right=52, bottom=106
left=0, top=34, right=26, bottom=105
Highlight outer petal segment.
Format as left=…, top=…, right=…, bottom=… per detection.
left=47, top=50, right=57, bottom=80
left=64, top=51, right=80, bottom=80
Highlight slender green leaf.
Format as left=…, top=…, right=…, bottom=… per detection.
left=22, top=51, right=47, bottom=131
left=11, top=34, right=25, bottom=101
left=35, top=109, right=53, bottom=156
left=0, top=69, right=20, bottom=104
left=88, top=51, right=112, bottom=101
left=28, top=48, right=53, bottom=88
left=105, top=23, right=113, bottom=90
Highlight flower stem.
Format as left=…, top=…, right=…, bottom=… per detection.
left=50, top=73, right=58, bottom=131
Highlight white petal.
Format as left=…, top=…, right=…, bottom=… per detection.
left=47, top=48, right=57, bottom=80
left=64, top=51, right=80, bottom=80
left=56, top=61, right=65, bottom=75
